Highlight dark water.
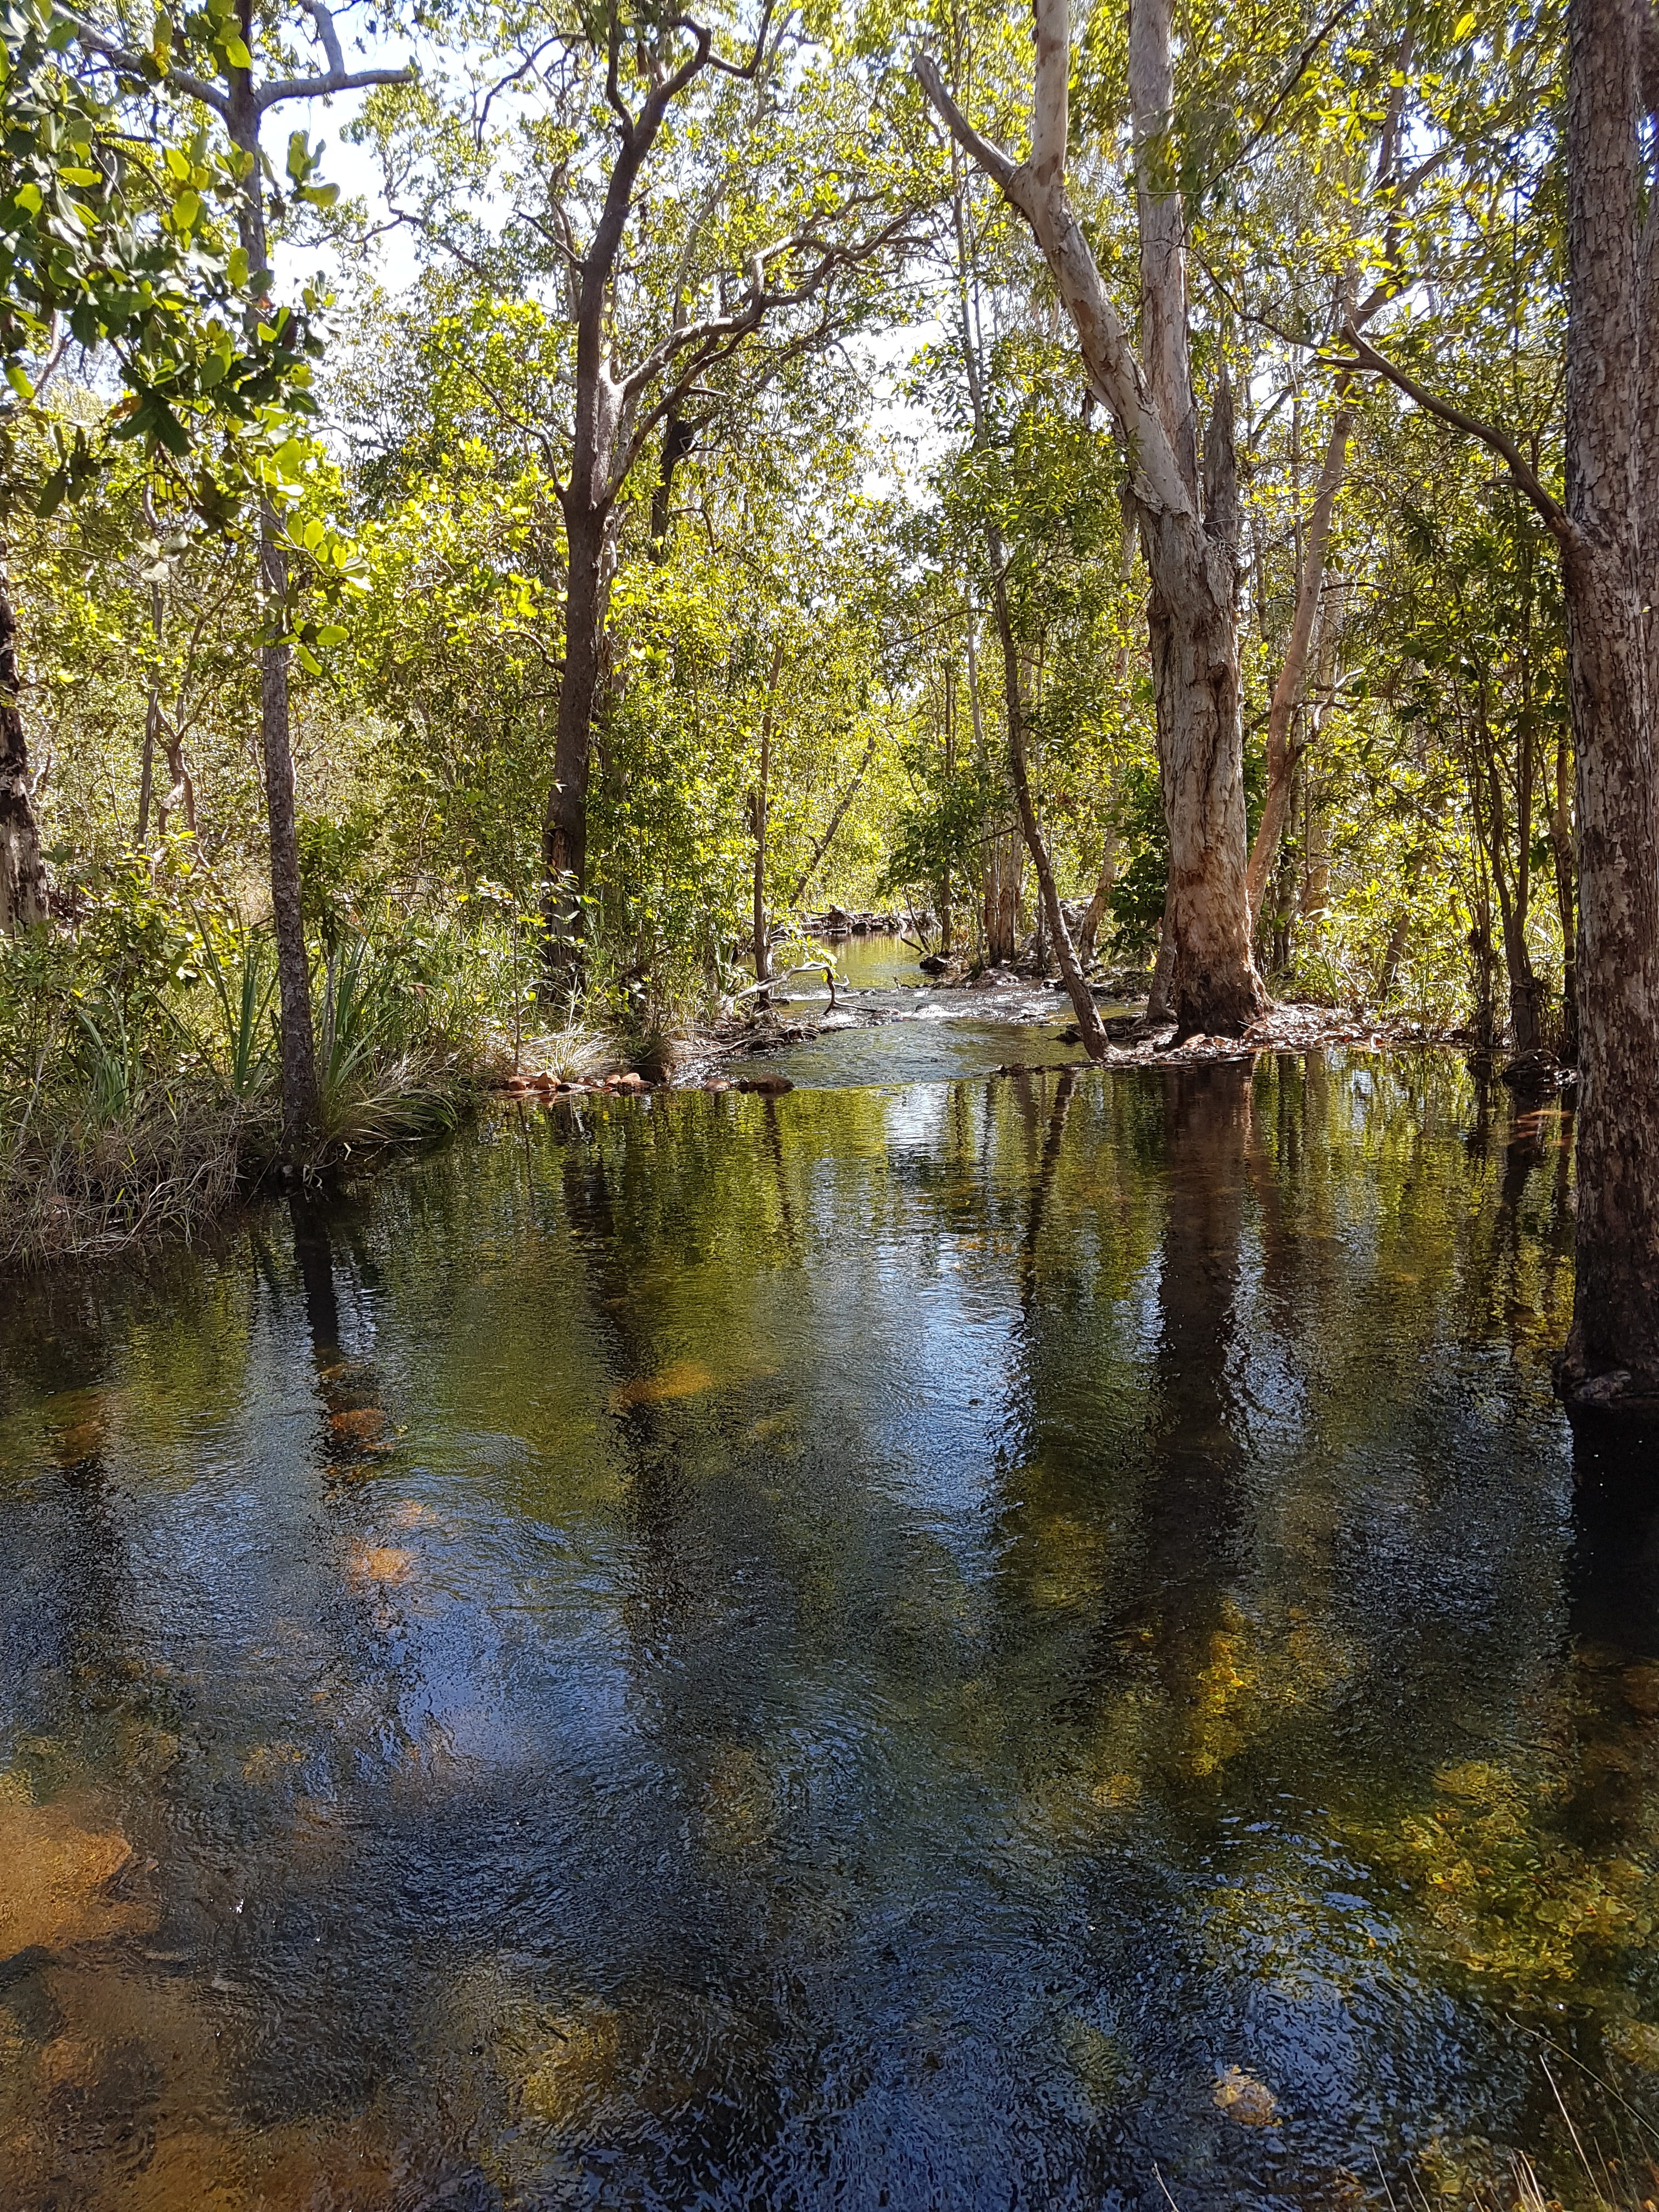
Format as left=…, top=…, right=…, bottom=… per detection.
left=3, top=1045, right=1658, bottom=2211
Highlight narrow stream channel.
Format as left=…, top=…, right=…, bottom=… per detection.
left=2, top=994, right=1654, bottom=2209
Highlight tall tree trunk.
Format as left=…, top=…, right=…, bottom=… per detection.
left=988, top=543, right=1108, bottom=1056
left=918, top=0, right=1262, bottom=1036
left=1246, top=402, right=1352, bottom=925
left=1128, top=0, right=1262, bottom=1036
left=544, top=499, right=610, bottom=963
left=257, top=507, right=319, bottom=1140
left=749, top=639, right=783, bottom=986
left=230, top=57, right=318, bottom=1144
left=1556, top=0, right=1659, bottom=1408
left=1077, top=811, right=1117, bottom=966
left=0, top=562, right=44, bottom=934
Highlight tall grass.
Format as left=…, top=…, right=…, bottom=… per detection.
left=0, top=877, right=511, bottom=1269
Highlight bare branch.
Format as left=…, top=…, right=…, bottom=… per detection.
left=702, top=0, right=775, bottom=80
left=63, top=12, right=229, bottom=115
left=257, top=63, right=412, bottom=110
left=616, top=211, right=914, bottom=420
left=300, top=0, right=345, bottom=79
left=912, top=50, right=1018, bottom=193
left=1335, top=322, right=1575, bottom=546
left=477, top=35, right=560, bottom=137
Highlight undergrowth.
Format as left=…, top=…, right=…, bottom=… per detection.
left=1, top=853, right=529, bottom=1268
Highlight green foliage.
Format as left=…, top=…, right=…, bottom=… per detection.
left=1104, top=766, right=1168, bottom=962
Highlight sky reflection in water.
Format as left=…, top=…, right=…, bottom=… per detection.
left=2, top=1050, right=1657, bottom=2211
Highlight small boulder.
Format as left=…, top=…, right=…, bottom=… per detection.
left=736, top=1074, right=793, bottom=1094
left=1213, top=2066, right=1278, bottom=2126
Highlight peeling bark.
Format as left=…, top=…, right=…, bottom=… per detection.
left=1558, top=0, right=1659, bottom=1408
left=916, top=2, right=1263, bottom=1036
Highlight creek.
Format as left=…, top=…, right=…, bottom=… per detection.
left=2, top=960, right=1656, bottom=2210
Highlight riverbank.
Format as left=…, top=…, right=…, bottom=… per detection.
left=12, top=921, right=1567, bottom=1272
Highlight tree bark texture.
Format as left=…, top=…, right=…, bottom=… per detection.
left=916, top=4, right=1264, bottom=1036
left=0, top=562, right=44, bottom=934
left=544, top=499, right=611, bottom=960
left=231, top=49, right=319, bottom=1144
left=1558, top=0, right=1659, bottom=1408
left=257, top=511, right=320, bottom=1142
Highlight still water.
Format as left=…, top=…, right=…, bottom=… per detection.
left=2, top=1037, right=1657, bottom=2210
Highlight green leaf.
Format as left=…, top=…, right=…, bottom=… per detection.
left=173, top=189, right=199, bottom=228
left=5, top=361, right=31, bottom=398
left=228, top=245, right=249, bottom=286
left=1453, top=10, right=1476, bottom=32
left=294, top=643, right=323, bottom=675
left=220, top=32, right=251, bottom=66
left=14, top=182, right=41, bottom=213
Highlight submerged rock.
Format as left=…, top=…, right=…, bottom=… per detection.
left=1213, top=2065, right=1279, bottom=2126
left=736, top=1074, right=793, bottom=1094
left=0, top=1799, right=151, bottom=1956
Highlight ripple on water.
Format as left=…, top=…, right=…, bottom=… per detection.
left=0, top=1048, right=1649, bottom=2210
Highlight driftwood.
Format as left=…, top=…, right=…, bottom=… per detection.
left=732, top=963, right=841, bottom=1011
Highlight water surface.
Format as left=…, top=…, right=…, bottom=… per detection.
left=3, top=1044, right=1657, bottom=2210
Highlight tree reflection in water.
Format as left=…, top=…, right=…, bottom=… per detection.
left=1, top=1054, right=1655, bottom=2210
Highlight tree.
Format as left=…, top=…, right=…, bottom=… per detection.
left=366, top=0, right=918, bottom=983
left=918, top=0, right=1265, bottom=1036
left=0, top=0, right=323, bottom=937
left=65, top=0, right=412, bottom=1140
left=1344, top=0, right=1658, bottom=1411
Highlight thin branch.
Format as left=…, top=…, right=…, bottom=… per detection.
left=1209, top=0, right=1363, bottom=187
left=63, top=12, right=229, bottom=115
left=1335, top=322, right=1574, bottom=546
left=456, top=360, right=568, bottom=495
left=477, top=33, right=560, bottom=136
left=605, top=3, right=633, bottom=133
left=703, top=0, right=775, bottom=80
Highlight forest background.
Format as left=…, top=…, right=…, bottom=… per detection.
left=0, top=0, right=1575, bottom=1260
